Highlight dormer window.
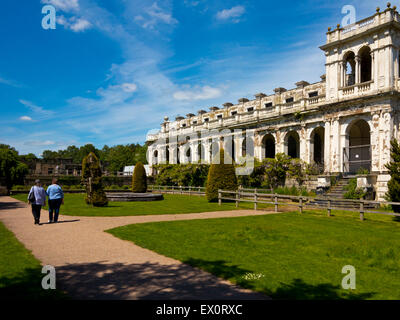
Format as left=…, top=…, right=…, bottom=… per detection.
left=265, top=102, right=273, bottom=108
left=286, top=97, right=294, bottom=103
left=231, top=111, right=238, bottom=116
left=308, top=91, right=318, bottom=98
left=182, top=123, right=187, bottom=128
left=247, top=107, right=254, bottom=112
left=217, top=114, right=223, bottom=119
left=192, top=120, right=197, bottom=125
left=204, top=118, right=209, bottom=122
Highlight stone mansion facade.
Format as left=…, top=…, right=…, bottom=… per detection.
left=146, top=6, right=400, bottom=200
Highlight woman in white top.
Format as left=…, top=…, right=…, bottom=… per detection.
left=28, top=179, right=47, bottom=225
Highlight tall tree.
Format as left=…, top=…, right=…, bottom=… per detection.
left=386, top=139, right=400, bottom=213
left=0, top=145, right=28, bottom=192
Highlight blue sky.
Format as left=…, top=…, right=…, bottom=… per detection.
left=0, top=0, right=389, bottom=156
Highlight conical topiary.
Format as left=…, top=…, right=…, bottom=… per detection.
left=82, top=152, right=108, bottom=207
left=206, top=148, right=238, bottom=202
left=386, top=139, right=400, bottom=213
left=132, top=162, right=147, bottom=193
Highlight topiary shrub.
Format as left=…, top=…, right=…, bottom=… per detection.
left=132, top=162, right=147, bottom=193
left=82, top=152, right=108, bottom=207
left=385, top=139, right=400, bottom=213
left=206, top=148, right=238, bottom=202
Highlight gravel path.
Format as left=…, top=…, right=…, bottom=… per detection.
left=0, top=196, right=271, bottom=300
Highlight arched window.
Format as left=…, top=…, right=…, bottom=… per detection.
left=310, top=127, right=325, bottom=165
left=344, top=51, right=356, bottom=86
left=345, top=119, right=371, bottom=173
left=262, top=134, right=275, bottom=159
left=285, top=131, right=300, bottom=159
left=210, top=141, right=219, bottom=163
left=153, top=150, right=158, bottom=165
left=359, top=46, right=372, bottom=83
left=242, top=138, right=247, bottom=157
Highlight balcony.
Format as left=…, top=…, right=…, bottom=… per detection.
left=339, top=81, right=374, bottom=98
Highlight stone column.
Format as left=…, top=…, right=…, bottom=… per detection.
left=324, top=121, right=331, bottom=173
left=299, top=126, right=307, bottom=163
left=331, top=119, right=341, bottom=173
left=370, top=112, right=380, bottom=173
left=355, top=56, right=361, bottom=84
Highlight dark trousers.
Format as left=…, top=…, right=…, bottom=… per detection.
left=31, top=204, right=41, bottom=224
left=49, top=199, right=62, bottom=222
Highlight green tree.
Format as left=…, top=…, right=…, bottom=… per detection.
left=0, top=145, right=28, bottom=192
left=287, top=158, right=306, bottom=186
left=132, top=162, right=147, bottom=193
left=206, top=149, right=238, bottom=202
left=385, top=139, right=400, bottom=212
left=82, top=152, right=108, bottom=207
left=42, top=150, right=59, bottom=159
left=262, top=153, right=291, bottom=189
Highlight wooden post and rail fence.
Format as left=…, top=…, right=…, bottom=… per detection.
left=148, top=185, right=400, bottom=221
left=217, top=189, right=400, bottom=221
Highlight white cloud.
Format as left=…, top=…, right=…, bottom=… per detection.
left=121, top=83, right=137, bottom=93
left=57, top=15, right=91, bottom=32
left=216, top=6, right=245, bottom=22
left=173, top=86, right=222, bottom=101
left=135, top=2, right=178, bottom=30
left=24, top=140, right=56, bottom=147
left=19, top=116, right=33, bottom=121
left=19, top=100, right=54, bottom=118
left=0, top=76, right=21, bottom=88
left=41, top=0, right=79, bottom=12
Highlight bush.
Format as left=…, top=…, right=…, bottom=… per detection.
left=274, top=186, right=313, bottom=197
left=287, top=158, right=306, bottom=186
left=236, top=158, right=264, bottom=188
left=262, top=153, right=291, bottom=189
left=82, top=152, right=108, bottom=207
left=154, top=164, right=209, bottom=187
left=344, top=178, right=367, bottom=200
left=11, top=185, right=28, bottom=191
left=206, top=149, right=238, bottom=202
left=385, top=139, right=400, bottom=212
left=132, top=162, right=147, bottom=193
left=357, top=167, right=370, bottom=175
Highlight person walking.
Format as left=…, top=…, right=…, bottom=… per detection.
left=28, top=179, right=46, bottom=225
left=46, top=178, right=64, bottom=223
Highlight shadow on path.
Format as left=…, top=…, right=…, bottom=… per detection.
left=40, top=220, right=80, bottom=225
left=56, top=261, right=267, bottom=300
left=0, top=200, right=26, bottom=211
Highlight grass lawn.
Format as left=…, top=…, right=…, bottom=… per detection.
left=11, top=193, right=264, bottom=217
left=0, top=222, right=67, bottom=300
left=107, top=210, right=400, bottom=300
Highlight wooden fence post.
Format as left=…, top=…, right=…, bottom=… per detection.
left=328, top=199, right=331, bottom=217
left=189, top=186, right=191, bottom=196
left=360, top=200, right=365, bottom=221
left=299, top=196, right=303, bottom=214
left=235, top=190, right=239, bottom=208
left=218, top=190, right=222, bottom=206
left=254, top=192, right=258, bottom=211
left=274, top=194, right=278, bottom=213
